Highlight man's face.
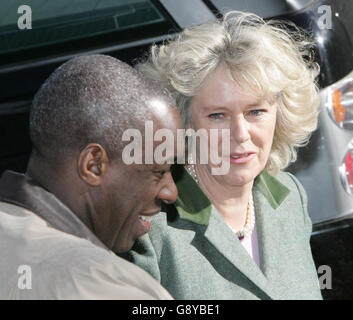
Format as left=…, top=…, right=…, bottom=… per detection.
left=94, top=106, right=182, bottom=253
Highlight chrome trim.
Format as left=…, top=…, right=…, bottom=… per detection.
left=325, top=70, right=353, bottom=131
left=159, top=0, right=215, bottom=28
left=206, top=0, right=317, bottom=18
left=0, top=100, right=32, bottom=115
left=312, top=211, right=353, bottom=236
left=312, top=224, right=350, bottom=236
left=318, top=73, right=353, bottom=221
left=0, top=34, right=177, bottom=74
left=339, top=139, right=353, bottom=195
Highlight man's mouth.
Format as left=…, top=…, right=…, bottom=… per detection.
left=137, top=212, right=160, bottom=236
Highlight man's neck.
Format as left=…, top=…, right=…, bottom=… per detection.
left=26, top=156, right=92, bottom=231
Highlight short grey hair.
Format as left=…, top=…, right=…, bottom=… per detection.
left=30, top=54, right=174, bottom=162
left=136, top=11, right=320, bottom=174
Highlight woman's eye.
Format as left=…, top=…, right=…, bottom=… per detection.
left=209, top=113, right=224, bottom=119
left=248, top=109, right=266, bottom=116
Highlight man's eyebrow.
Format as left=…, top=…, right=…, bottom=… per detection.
left=170, top=156, right=179, bottom=164
left=137, top=164, right=154, bottom=171
left=156, top=156, right=179, bottom=166
left=171, top=155, right=185, bottom=164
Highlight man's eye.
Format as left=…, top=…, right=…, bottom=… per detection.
left=153, top=170, right=167, bottom=177
left=209, top=113, right=224, bottom=119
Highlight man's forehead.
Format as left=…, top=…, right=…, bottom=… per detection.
left=147, top=98, right=180, bottom=129
left=147, top=98, right=173, bottom=117
left=119, top=97, right=183, bottom=167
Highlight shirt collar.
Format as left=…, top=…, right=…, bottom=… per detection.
left=174, top=166, right=290, bottom=226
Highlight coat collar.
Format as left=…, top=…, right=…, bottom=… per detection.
left=174, top=167, right=290, bottom=226
left=0, top=170, right=107, bottom=250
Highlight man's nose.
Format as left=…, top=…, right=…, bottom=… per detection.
left=232, top=116, right=250, bottom=143
left=159, top=172, right=178, bottom=204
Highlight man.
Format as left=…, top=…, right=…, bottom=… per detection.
left=0, top=54, right=182, bottom=299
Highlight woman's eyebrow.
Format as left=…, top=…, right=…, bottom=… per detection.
left=201, top=101, right=263, bottom=110
left=246, top=103, right=263, bottom=108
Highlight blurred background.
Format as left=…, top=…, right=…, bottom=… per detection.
left=0, top=0, right=352, bottom=299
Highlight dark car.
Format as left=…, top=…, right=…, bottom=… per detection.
left=0, top=0, right=352, bottom=299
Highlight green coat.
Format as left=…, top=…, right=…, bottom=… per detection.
left=124, top=167, right=322, bottom=300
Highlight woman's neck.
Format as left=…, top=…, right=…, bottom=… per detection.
left=194, top=164, right=254, bottom=232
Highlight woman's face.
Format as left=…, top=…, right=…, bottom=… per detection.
left=189, top=65, right=277, bottom=187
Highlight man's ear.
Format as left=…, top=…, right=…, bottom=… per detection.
left=78, top=143, right=108, bottom=186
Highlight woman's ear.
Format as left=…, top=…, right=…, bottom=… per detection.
left=77, top=143, right=108, bottom=186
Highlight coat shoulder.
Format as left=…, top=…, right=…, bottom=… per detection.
left=272, top=171, right=308, bottom=206
left=271, top=171, right=312, bottom=236
left=0, top=202, right=169, bottom=299
left=276, top=171, right=305, bottom=189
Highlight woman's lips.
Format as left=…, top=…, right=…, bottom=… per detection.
left=229, top=152, right=256, bottom=164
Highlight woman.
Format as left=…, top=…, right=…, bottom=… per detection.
left=125, top=11, right=322, bottom=299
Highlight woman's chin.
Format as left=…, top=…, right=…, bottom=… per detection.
left=217, top=170, right=259, bottom=187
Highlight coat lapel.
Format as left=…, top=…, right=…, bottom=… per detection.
left=252, top=178, right=290, bottom=284
left=204, top=205, right=276, bottom=299
left=174, top=167, right=290, bottom=300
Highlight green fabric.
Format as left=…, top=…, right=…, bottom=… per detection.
left=174, top=170, right=211, bottom=225
left=176, top=169, right=290, bottom=226
left=125, top=168, right=323, bottom=300
left=254, top=170, right=290, bottom=209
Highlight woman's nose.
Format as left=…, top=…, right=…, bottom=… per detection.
left=231, top=116, right=250, bottom=143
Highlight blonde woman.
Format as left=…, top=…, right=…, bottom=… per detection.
left=124, top=11, right=322, bottom=299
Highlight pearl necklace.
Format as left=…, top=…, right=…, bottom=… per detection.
left=185, top=162, right=255, bottom=240
left=227, top=193, right=255, bottom=240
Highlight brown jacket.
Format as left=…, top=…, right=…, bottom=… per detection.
left=0, top=170, right=172, bottom=300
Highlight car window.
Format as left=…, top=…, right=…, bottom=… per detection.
left=205, top=0, right=315, bottom=18
left=0, top=0, right=176, bottom=66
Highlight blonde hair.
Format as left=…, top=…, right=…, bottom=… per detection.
left=137, top=11, right=320, bottom=174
